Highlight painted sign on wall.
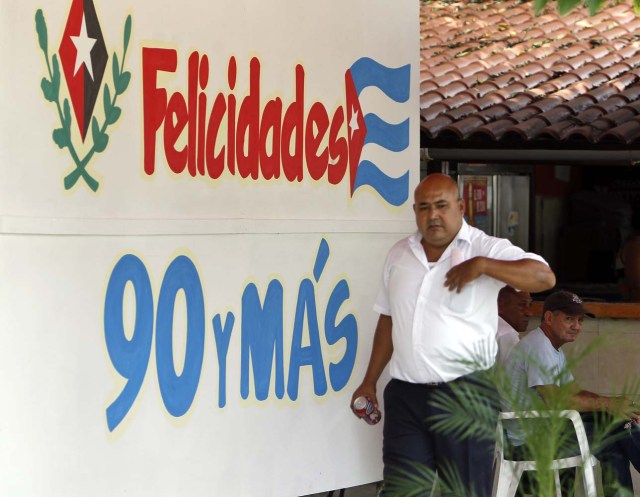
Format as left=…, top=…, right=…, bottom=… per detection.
left=0, top=0, right=418, bottom=495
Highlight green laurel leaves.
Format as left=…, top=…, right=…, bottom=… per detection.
left=35, top=9, right=132, bottom=192
left=41, top=55, right=60, bottom=102
left=52, top=99, right=71, bottom=149
left=91, top=117, right=109, bottom=153
left=35, top=9, right=48, bottom=54
left=90, top=15, right=131, bottom=161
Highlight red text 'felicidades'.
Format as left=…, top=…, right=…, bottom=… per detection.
left=142, top=48, right=367, bottom=192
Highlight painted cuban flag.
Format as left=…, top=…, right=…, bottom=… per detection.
left=347, top=57, right=411, bottom=207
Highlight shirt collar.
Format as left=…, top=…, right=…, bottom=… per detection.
left=409, top=219, right=471, bottom=265
left=455, top=219, right=472, bottom=246
left=410, top=219, right=471, bottom=246
left=497, top=316, right=517, bottom=335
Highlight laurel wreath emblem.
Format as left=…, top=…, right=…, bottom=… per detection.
left=35, top=10, right=131, bottom=192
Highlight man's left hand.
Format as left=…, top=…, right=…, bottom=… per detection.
left=444, top=256, right=484, bottom=292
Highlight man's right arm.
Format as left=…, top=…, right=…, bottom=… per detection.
left=536, top=383, right=640, bottom=419
left=350, top=314, right=393, bottom=414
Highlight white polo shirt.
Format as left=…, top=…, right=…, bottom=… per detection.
left=497, top=316, right=520, bottom=367
left=504, top=327, right=574, bottom=445
left=374, top=221, right=547, bottom=384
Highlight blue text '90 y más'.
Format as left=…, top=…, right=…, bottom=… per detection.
left=103, top=239, right=358, bottom=431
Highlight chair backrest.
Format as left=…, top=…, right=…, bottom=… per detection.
left=494, top=410, right=598, bottom=497
left=496, top=410, right=592, bottom=462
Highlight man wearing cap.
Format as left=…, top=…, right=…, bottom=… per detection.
left=506, top=290, right=640, bottom=496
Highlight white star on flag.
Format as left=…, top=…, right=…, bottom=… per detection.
left=349, top=109, right=360, bottom=138
left=71, top=13, right=96, bottom=79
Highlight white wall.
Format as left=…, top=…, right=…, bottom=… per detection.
left=0, top=1, right=419, bottom=495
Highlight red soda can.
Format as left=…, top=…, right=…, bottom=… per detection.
left=353, top=396, right=382, bottom=425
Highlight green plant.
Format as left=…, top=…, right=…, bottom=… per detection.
left=381, top=336, right=640, bottom=497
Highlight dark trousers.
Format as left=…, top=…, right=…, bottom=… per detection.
left=582, top=413, right=640, bottom=496
left=381, top=375, right=497, bottom=497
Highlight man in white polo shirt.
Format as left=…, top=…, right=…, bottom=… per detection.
left=351, top=173, right=555, bottom=497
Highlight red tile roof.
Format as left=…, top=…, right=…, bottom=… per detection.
left=419, top=0, right=640, bottom=153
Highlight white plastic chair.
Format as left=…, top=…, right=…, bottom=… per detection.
left=491, top=410, right=601, bottom=497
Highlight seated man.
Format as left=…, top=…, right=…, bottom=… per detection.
left=496, top=285, right=532, bottom=366
left=505, top=290, right=640, bottom=496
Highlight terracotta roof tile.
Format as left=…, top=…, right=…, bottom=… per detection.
left=420, top=0, right=640, bottom=147
left=442, top=93, right=477, bottom=110
left=431, top=72, right=465, bottom=88
left=456, top=61, right=491, bottom=78
left=510, top=107, right=541, bottom=123
left=598, top=62, right=633, bottom=79
left=538, top=121, right=578, bottom=140
left=595, top=95, right=629, bottom=112
left=428, top=62, right=458, bottom=78
left=571, top=63, right=601, bottom=79
left=422, top=115, right=455, bottom=138
left=557, top=43, right=592, bottom=59
left=553, top=73, right=580, bottom=89
left=421, top=91, right=440, bottom=109
left=501, top=93, right=536, bottom=112
left=478, top=104, right=513, bottom=122
left=491, top=86, right=518, bottom=100
left=539, top=105, right=574, bottom=125
left=441, top=116, right=487, bottom=139
left=624, top=53, right=640, bottom=67
left=551, top=62, right=574, bottom=73
left=588, top=45, right=610, bottom=59
left=600, top=106, right=640, bottom=126
left=474, top=92, right=507, bottom=109
left=472, top=119, right=519, bottom=140
left=610, top=72, right=640, bottom=90
left=599, top=118, right=640, bottom=143
left=504, top=118, right=550, bottom=140
left=508, top=13, right=532, bottom=25
left=525, top=27, right=547, bottom=39
left=474, top=81, right=501, bottom=96
left=552, top=81, right=592, bottom=101
left=421, top=102, right=451, bottom=120
left=566, top=126, right=598, bottom=141
left=594, top=53, right=624, bottom=68
left=509, top=53, right=538, bottom=67
left=492, top=71, right=525, bottom=88
left=446, top=104, right=483, bottom=120
left=625, top=18, right=640, bottom=33
left=561, top=95, right=598, bottom=113
left=576, top=27, right=600, bottom=39
left=460, top=72, right=492, bottom=88
left=420, top=80, right=438, bottom=93
left=586, top=84, right=619, bottom=101
left=577, top=106, right=611, bottom=123
left=600, top=26, right=629, bottom=41
left=528, top=97, right=563, bottom=113
left=621, top=85, right=640, bottom=101
left=436, top=81, right=470, bottom=99
left=566, top=53, right=597, bottom=69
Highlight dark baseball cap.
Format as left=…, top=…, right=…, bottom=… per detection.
left=543, top=290, right=595, bottom=318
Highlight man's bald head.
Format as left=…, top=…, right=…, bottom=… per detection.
left=413, top=174, right=464, bottom=259
left=414, top=173, right=458, bottom=201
